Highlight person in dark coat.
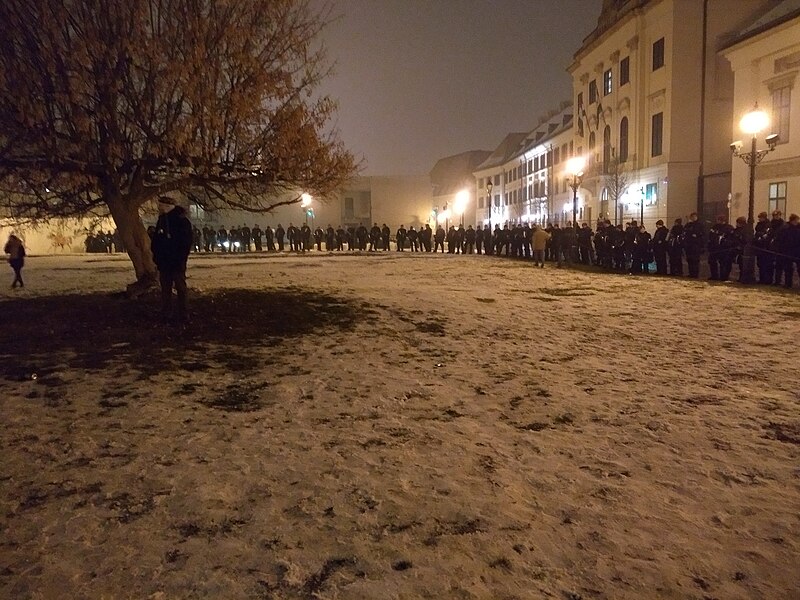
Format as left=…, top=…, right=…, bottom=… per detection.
left=475, top=225, right=484, bottom=255
left=252, top=224, right=262, bottom=251
left=706, top=215, right=732, bottom=281
left=434, top=225, right=446, bottom=252
left=395, top=225, right=407, bottom=251
left=667, top=218, right=684, bottom=276
left=775, top=213, right=800, bottom=288
left=464, top=225, right=476, bottom=254
left=753, top=211, right=772, bottom=284
left=275, top=224, right=285, bottom=251
left=631, top=225, right=652, bottom=274
left=768, top=210, right=786, bottom=285
left=335, top=226, right=346, bottom=251
left=683, top=212, right=704, bottom=278
left=407, top=226, right=418, bottom=252
left=652, top=220, right=669, bottom=275
left=151, top=196, right=193, bottom=323
left=326, top=225, right=336, bottom=250
left=420, top=224, right=433, bottom=252
left=381, top=224, right=391, bottom=250
left=4, top=233, right=25, bottom=288
left=483, top=224, right=492, bottom=255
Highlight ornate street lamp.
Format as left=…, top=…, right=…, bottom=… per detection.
left=731, top=104, right=779, bottom=283
left=566, top=156, right=585, bottom=263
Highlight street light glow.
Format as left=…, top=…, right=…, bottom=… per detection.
left=740, top=109, right=769, bottom=135
left=300, top=193, right=313, bottom=207
left=454, top=189, right=469, bottom=215
left=566, top=155, right=586, bottom=177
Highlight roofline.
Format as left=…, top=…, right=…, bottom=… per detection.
left=720, top=7, right=800, bottom=53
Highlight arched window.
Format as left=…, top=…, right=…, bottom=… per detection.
left=603, top=125, right=612, bottom=174
left=619, top=117, right=629, bottom=163
left=578, top=118, right=584, bottom=137
left=588, top=131, right=595, bottom=151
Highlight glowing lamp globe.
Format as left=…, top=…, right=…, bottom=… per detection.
left=740, top=109, right=769, bottom=135
left=566, top=156, right=586, bottom=176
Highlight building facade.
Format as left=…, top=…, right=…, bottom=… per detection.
left=568, top=0, right=774, bottom=230
left=472, top=103, right=577, bottom=228
left=723, top=1, right=800, bottom=220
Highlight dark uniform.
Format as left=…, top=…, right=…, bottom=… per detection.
left=652, top=220, right=669, bottom=275
left=667, top=219, right=684, bottom=275
left=152, top=198, right=193, bottom=323
left=683, top=214, right=704, bottom=278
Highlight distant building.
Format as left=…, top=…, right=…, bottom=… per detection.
left=722, top=0, right=800, bottom=219
left=430, top=150, right=492, bottom=229
left=568, top=0, right=775, bottom=230
left=473, top=102, right=575, bottom=228
left=188, top=175, right=432, bottom=233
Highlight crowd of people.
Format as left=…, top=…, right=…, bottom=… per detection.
left=84, top=230, right=123, bottom=253
left=172, top=209, right=800, bottom=288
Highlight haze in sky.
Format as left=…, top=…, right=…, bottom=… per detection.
left=316, top=0, right=603, bottom=176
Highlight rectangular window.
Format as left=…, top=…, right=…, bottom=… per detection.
left=772, top=86, right=791, bottom=143
left=478, top=196, right=484, bottom=209
left=645, top=183, right=658, bottom=206
left=577, top=92, right=584, bottom=109
left=768, top=182, right=787, bottom=215
left=494, top=194, right=500, bottom=208
left=653, top=37, right=665, bottom=71
left=494, top=174, right=500, bottom=186
left=651, top=112, right=663, bottom=157
left=603, top=68, right=613, bottom=95
left=589, top=80, right=598, bottom=104
left=620, top=56, right=630, bottom=85
left=344, top=197, right=354, bottom=219
left=528, top=159, right=533, bottom=172
left=554, top=147, right=560, bottom=164
left=534, top=156, right=540, bottom=171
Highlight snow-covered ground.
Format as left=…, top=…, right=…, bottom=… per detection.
left=1, top=252, right=798, bottom=599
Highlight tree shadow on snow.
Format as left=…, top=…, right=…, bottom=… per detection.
left=0, top=287, right=367, bottom=378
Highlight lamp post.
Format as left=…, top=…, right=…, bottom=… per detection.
left=486, top=181, right=494, bottom=230
left=639, top=186, right=645, bottom=227
left=486, top=181, right=494, bottom=255
left=731, top=104, right=778, bottom=283
left=566, top=156, right=585, bottom=263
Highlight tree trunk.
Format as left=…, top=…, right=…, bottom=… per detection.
left=106, top=196, right=158, bottom=297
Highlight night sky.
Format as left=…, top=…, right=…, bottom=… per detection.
left=316, top=0, right=603, bottom=175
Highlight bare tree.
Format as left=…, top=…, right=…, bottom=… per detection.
left=0, top=0, right=356, bottom=292
left=604, top=155, right=629, bottom=225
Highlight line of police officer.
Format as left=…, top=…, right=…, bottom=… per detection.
left=186, top=210, right=800, bottom=288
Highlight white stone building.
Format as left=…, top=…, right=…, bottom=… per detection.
left=722, top=0, right=800, bottom=220
left=472, top=102, right=576, bottom=228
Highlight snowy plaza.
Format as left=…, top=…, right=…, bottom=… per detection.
left=1, top=252, right=798, bottom=599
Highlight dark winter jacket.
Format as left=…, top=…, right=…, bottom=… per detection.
left=151, top=206, right=193, bottom=270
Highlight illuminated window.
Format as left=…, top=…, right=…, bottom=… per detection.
left=769, top=182, right=787, bottom=215
left=603, top=68, right=612, bottom=95
left=645, top=183, right=658, bottom=206
left=772, top=86, right=790, bottom=143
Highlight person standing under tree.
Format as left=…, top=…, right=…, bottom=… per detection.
left=151, top=196, right=193, bottom=324
left=4, top=233, right=25, bottom=288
